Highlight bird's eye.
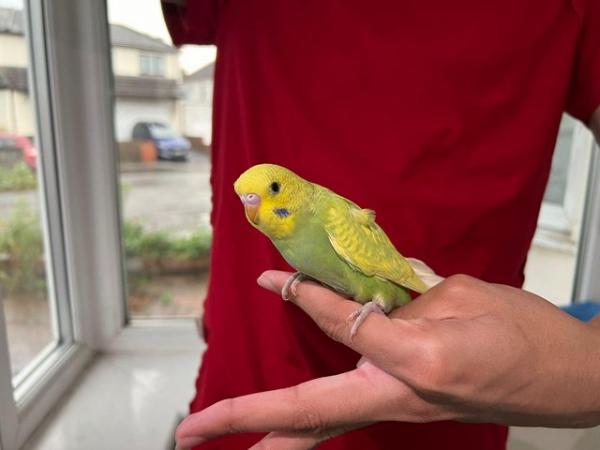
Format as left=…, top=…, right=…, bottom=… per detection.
left=270, top=182, right=280, bottom=194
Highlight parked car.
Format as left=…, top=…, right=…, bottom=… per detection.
left=0, top=133, right=37, bottom=169
left=131, top=122, right=191, bottom=161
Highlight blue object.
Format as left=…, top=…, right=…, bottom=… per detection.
left=561, top=302, right=600, bottom=322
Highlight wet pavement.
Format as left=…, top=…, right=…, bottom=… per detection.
left=0, top=150, right=213, bottom=234
left=119, top=151, right=212, bottom=233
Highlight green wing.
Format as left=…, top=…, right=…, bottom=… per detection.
left=322, top=191, right=428, bottom=294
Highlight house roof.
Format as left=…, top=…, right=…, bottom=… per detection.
left=0, top=7, right=23, bottom=35
left=0, top=8, right=176, bottom=53
left=110, top=24, right=176, bottom=54
left=184, top=63, right=215, bottom=82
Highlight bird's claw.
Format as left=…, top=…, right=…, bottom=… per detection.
left=347, top=301, right=386, bottom=338
left=281, top=272, right=306, bottom=301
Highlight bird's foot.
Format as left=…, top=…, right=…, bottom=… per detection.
left=281, top=272, right=306, bottom=301
left=347, top=301, right=386, bottom=338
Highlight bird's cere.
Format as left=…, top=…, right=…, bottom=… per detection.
left=241, top=193, right=261, bottom=206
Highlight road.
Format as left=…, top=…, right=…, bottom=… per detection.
left=120, top=152, right=212, bottom=233
left=0, top=151, right=213, bottom=235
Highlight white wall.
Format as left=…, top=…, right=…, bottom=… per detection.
left=0, top=89, right=35, bottom=136
left=183, top=78, right=212, bottom=143
left=0, top=34, right=28, bottom=67
left=111, top=47, right=181, bottom=79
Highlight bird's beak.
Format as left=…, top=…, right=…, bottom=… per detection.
left=240, top=193, right=261, bottom=224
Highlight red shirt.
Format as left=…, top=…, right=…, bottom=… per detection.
left=163, top=1, right=600, bottom=449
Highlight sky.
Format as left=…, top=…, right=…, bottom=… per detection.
left=0, top=0, right=216, bottom=75
left=107, top=0, right=216, bottom=75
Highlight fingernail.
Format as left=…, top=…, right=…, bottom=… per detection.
left=356, top=357, right=370, bottom=368
left=257, top=272, right=278, bottom=292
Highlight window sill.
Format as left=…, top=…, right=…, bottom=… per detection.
left=21, top=321, right=203, bottom=450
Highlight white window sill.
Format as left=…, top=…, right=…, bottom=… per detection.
left=21, top=321, right=203, bottom=450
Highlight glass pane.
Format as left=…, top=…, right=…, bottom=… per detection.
left=107, top=0, right=216, bottom=318
left=0, top=1, right=59, bottom=378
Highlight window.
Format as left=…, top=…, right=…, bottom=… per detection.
left=0, top=0, right=64, bottom=388
left=108, top=0, right=216, bottom=320
left=524, top=115, right=596, bottom=305
left=0, top=2, right=123, bottom=448
left=139, top=53, right=165, bottom=77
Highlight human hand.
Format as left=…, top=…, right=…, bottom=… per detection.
left=176, top=271, right=600, bottom=449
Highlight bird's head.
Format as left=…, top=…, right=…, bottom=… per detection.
left=234, top=164, right=312, bottom=239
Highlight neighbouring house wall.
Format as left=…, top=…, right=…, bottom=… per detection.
left=183, top=78, right=213, bottom=144
left=0, top=89, right=35, bottom=136
left=112, top=47, right=140, bottom=77
left=167, top=53, right=182, bottom=81
left=184, top=104, right=212, bottom=144
left=0, top=34, right=28, bottom=67
left=112, top=47, right=181, bottom=80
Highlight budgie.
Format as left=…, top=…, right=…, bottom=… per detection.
left=234, top=164, right=442, bottom=336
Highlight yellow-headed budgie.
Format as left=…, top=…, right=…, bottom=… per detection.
left=234, top=164, right=442, bottom=336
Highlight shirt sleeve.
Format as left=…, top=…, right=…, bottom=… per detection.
left=161, top=0, right=219, bottom=46
left=566, top=0, right=600, bottom=124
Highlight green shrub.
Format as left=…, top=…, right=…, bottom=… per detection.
left=122, top=220, right=211, bottom=260
left=0, top=203, right=211, bottom=295
left=170, top=228, right=212, bottom=259
left=0, top=163, right=38, bottom=192
left=0, top=203, right=46, bottom=296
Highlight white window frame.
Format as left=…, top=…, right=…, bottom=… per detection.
left=535, top=118, right=595, bottom=252
left=140, top=53, right=166, bottom=77
left=0, top=1, right=125, bottom=449
left=574, top=140, right=600, bottom=302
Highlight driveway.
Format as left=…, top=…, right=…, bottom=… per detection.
left=0, top=151, right=213, bottom=234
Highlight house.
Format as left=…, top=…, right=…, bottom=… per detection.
left=110, top=24, right=184, bottom=141
left=0, top=8, right=34, bottom=138
left=0, top=7, right=184, bottom=142
left=183, top=62, right=214, bottom=145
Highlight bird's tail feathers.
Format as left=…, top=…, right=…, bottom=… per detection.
left=407, top=257, right=445, bottom=291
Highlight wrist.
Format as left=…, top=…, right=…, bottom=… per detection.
left=588, top=313, right=600, bottom=330
left=572, top=324, right=600, bottom=426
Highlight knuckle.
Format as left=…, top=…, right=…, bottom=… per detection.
left=174, top=422, right=187, bottom=443
left=320, top=315, right=351, bottom=345
left=295, top=409, right=326, bottom=434
left=289, top=386, right=328, bottom=434
left=438, top=274, right=476, bottom=299
left=217, top=398, right=244, bottom=434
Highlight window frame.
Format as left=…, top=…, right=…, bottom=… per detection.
left=573, top=140, right=600, bottom=302
left=536, top=117, right=595, bottom=247
left=139, top=52, right=166, bottom=77
left=0, top=1, right=126, bottom=448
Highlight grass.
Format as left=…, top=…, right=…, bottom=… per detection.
left=0, top=163, right=38, bottom=192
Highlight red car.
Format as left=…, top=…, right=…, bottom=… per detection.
left=0, top=133, right=37, bottom=169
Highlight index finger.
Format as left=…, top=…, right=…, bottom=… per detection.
left=257, top=270, right=426, bottom=370
left=176, top=367, right=404, bottom=449
left=176, top=371, right=369, bottom=448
